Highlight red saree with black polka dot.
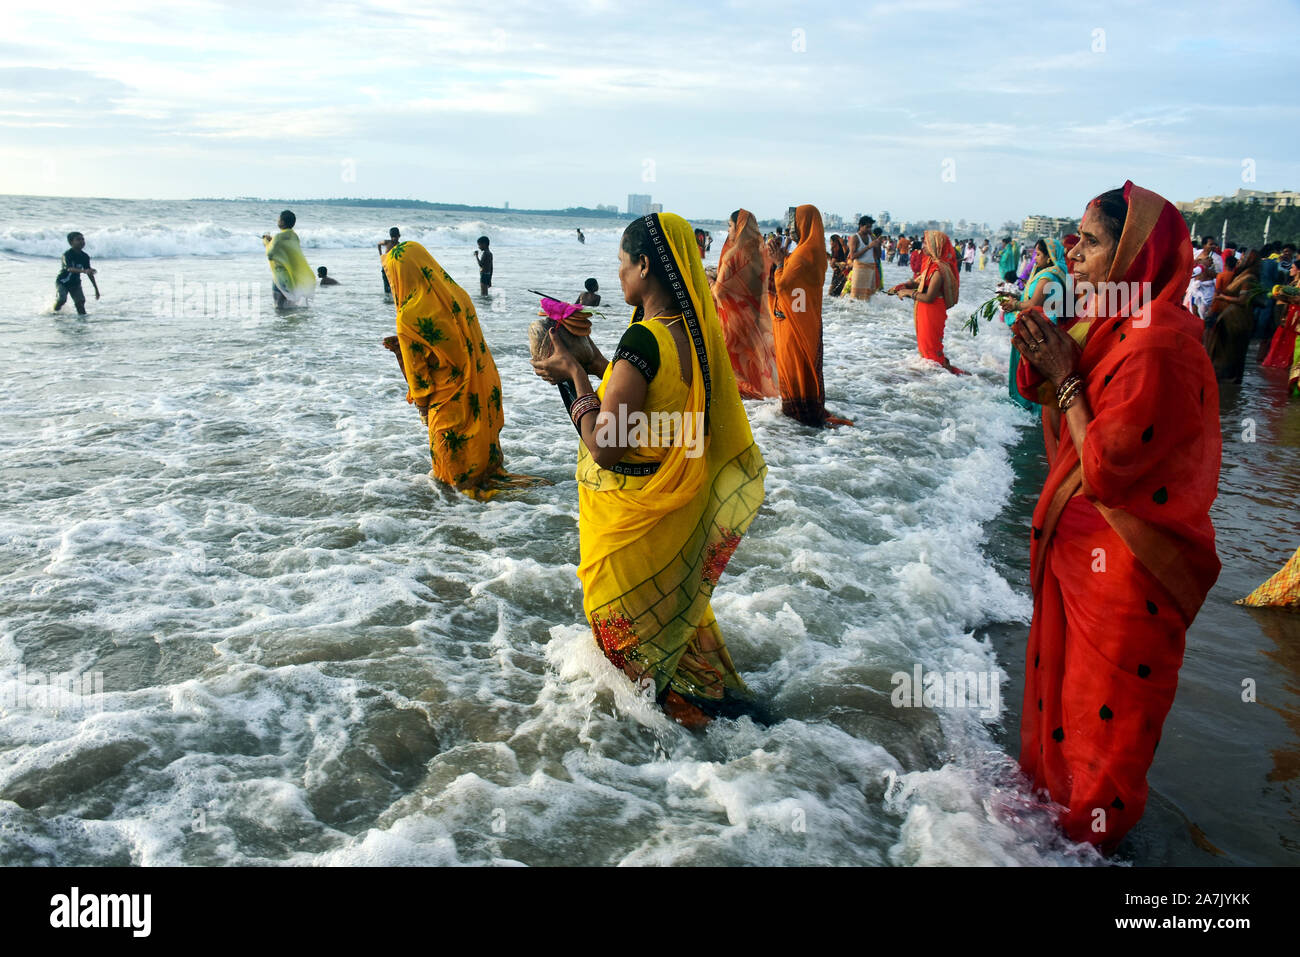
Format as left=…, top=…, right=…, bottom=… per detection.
left=1019, top=182, right=1222, bottom=850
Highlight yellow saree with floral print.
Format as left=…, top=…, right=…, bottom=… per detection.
left=385, top=241, right=544, bottom=501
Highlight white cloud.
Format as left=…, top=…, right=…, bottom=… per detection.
left=1, top=0, right=1297, bottom=222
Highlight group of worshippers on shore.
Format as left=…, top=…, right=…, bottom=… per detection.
left=1185, top=236, right=1300, bottom=392
left=992, top=228, right=1300, bottom=406
left=371, top=183, right=1300, bottom=855
left=824, top=226, right=987, bottom=302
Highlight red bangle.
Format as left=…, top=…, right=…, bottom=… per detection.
left=569, top=393, right=600, bottom=427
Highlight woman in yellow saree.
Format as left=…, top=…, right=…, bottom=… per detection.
left=1237, top=546, right=1300, bottom=608
left=532, top=213, right=770, bottom=727
left=383, top=240, right=545, bottom=501
left=712, top=208, right=778, bottom=399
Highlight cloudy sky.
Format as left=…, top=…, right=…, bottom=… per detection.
left=3, top=0, right=1297, bottom=224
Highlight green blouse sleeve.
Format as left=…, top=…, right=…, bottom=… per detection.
left=612, top=322, right=660, bottom=382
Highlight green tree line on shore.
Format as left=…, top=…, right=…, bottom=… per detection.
left=1182, top=201, right=1300, bottom=247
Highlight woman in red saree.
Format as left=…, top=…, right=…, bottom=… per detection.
left=1011, top=182, right=1221, bottom=851
left=712, top=209, right=779, bottom=399
left=772, top=204, right=850, bottom=427
left=1261, top=264, right=1300, bottom=370
left=889, top=230, right=963, bottom=375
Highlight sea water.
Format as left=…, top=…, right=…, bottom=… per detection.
left=0, top=196, right=1295, bottom=866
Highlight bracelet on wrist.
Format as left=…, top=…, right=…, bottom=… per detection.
left=1056, top=373, right=1084, bottom=410
left=569, top=393, right=600, bottom=427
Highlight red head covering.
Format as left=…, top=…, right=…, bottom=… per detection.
left=1029, top=181, right=1218, bottom=622
left=1092, top=181, right=1193, bottom=317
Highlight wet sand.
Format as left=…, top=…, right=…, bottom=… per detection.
left=984, top=353, right=1300, bottom=865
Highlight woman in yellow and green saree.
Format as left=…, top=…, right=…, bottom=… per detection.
left=532, top=213, right=770, bottom=727
left=262, top=209, right=316, bottom=308
left=383, top=240, right=545, bottom=501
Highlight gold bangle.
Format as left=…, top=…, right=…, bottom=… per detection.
left=1057, top=374, right=1083, bottom=410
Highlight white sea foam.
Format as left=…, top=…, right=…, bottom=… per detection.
left=0, top=219, right=625, bottom=259
left=0, top=200, right=1081, bottom=865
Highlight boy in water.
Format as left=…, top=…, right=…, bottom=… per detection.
left=474, top=235, right=493, bottom=297
left=576, top=278, right=600, bottom=307
left=378, top=227, right=400, bottom=297
left=316, top=266, right=340, bottom=286
left=54, top=231, right=99, bottom=315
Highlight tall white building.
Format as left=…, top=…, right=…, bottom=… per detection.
left=627, top=194, right=653, bottom=216
left=1020, top=214, right=1077, bottom=239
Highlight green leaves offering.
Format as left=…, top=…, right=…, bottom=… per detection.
left=964, top=294, right=1014, bottom=337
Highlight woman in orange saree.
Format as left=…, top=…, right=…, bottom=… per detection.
left=1011, top=182, right=1221, bottom=851
left=712, top=209, right=778, bottom=399
left=772, top=204, right=852, bottom=427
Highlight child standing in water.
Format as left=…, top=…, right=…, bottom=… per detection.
left=576, top=278, right=600, bottom=307
left=378, top=227, right=400, bottom=297
left=474, top=236, right=493, bottom=297
left=53, top=232, right=99, bottom=315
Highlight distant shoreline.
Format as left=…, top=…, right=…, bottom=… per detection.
left=0, top=194, right=728, bottom=228
left=196, top=197, right=638, bottom=220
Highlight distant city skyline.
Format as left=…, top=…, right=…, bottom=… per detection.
left=3, top=1, right=1297, bottom=226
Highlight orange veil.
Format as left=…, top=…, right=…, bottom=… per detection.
left=921, top=230, right=960, bottom=308
left=713, top=209, right=778, bottom=398
left=773, top=204, right=832, bottom=426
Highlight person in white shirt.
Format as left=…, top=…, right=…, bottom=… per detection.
left=1188, top=235, right=1221, bottom=323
